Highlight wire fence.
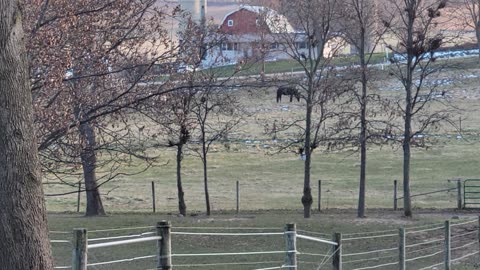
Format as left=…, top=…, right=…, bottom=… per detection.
left=45, top=178, right=465, bottom=214
left=49, top=217, right=479, bottom=270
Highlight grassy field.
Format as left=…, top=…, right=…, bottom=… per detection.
left=44, top=62, right=480, bottom=214
left=48, top=211, right=479, bottom=270
left=45, top=59, right=480, bottom=269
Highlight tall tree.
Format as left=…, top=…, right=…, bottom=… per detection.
left=272, top=0, right=351, bottom=218
left=384, top=0, right=450, bottom=217
left=0, top=0, right=53, bottom=268
left=339, top=0, right=388, bottom=218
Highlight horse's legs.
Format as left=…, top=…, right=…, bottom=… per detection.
left=290, top=94, right=293, bottom=102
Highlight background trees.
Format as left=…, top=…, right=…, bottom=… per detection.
left=0, top=0, right=53, bottom=268
left=459, top=0, right=480, bottom=57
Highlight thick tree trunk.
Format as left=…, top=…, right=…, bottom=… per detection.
left=176, top=144, right=186, bottom=216
left=79, top=122, right=105, bottom=216
left=0, top=0, right=54, bottom=268
left=201, top=132, right=211, bottom=216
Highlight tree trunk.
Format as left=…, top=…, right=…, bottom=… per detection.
left=403, top=3, right=414, bottom=218
left=358, top=70, right=367, bottom=218
left=357, top=28, right=367, bottom=219
left=201, top=130, right=211, bottom=216
left=79, top=121, right=105, bottom=216
left=302, top=81, right=314, bottom=218
left=176, top=144, right=186, bottom=216
left=0, top=0, right=54, bottom=268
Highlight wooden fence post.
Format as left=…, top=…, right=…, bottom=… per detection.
left=152, top=181, right=156, bottom=213
left=394, top=180, right=398, bottom=211
left=457, top=180, right=462, bottom=210
left=77, top=181, right=82, bottom=213
left=318, top=180, right=322, bottom=212
left=236, top=181, right=239, bottom=214
left=445, top=220, right=451, bottom=270
left=284, top=223, right=297, bottom=270
left=332, top=232, right=342, bottom=270
left=157, top=221, right=172, bottom=270
left=72, top=228, right=87, bottom=270
left=399, top=228, right=406, bottom=270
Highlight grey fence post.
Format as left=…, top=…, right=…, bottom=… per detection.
left=236, top=181, right=240, bottom=214
left=457, top=180, right=462, bottom=210
left=332, top=233, right=342, bottom=270
left=284, top=223, right=297, bottom=270
left=394, top=180, right=398, bottom=211
left=152, top=181, right=156, bottom=213
left=157, top=221, right=172, bottom=270
left=318, top=180, right=322, bottom=212
left=445, top=220, right=451, bottom=270
left=399, top=228, right=406, bottom=270
left=72, top=228, right=87, bottom=270
left=77, top=181, right=81, bottom=213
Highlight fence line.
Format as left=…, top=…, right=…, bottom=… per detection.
left=48, top=179, right=478, bottom=214
left=51, top=217, right=479, bottom=270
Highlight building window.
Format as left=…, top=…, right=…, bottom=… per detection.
left=222, top=42, right=239, bottom=51
left=296, top=42, right=306, bottom=49
left=228, top=20, right=234, bottom=27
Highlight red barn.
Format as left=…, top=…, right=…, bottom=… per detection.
left=201, top=5, right=299, bottom=66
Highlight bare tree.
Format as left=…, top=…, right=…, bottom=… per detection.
left=192, top=85, right=243, bottom=216
left=270, top=0, right=353, bottom=218
left=339, top=0, right=389, bottom=218
left=0, top=0, right=53, bottom=268
left=138, top=87, right=197, bottom=216
left=384, top=0, right=450, bottom=217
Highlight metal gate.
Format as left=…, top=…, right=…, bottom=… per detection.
left=463, top=179, right=480, bottom=208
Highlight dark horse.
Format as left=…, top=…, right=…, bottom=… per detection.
left=276, top=86, right=300, bottom=103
